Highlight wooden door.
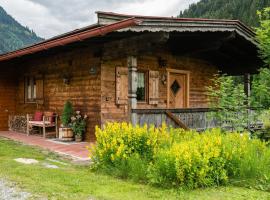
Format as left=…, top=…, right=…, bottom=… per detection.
left=167, top=70, right=189, bottom=108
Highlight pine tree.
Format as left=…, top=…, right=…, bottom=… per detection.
left=179, top=0, right=270, bottom=27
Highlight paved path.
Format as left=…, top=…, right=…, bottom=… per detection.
left=0, top=179, right=30, bottom=200
left=0, top=131, right=92, bottom=161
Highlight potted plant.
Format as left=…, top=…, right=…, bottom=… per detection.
left=71, top=111, right=87, bottom=142
left=59, top=101, right=74, bottom=141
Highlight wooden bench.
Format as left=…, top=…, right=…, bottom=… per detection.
left=27, top=112, right=58, bottom=138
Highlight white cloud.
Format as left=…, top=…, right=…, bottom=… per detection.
left=0, top=0, right=199, bottom=39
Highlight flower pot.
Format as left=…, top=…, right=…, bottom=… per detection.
left=75, top=135, right=82, bottom=142
left=59, top=127, right=74, bottom=141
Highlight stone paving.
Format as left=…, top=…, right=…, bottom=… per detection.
left=0, top=131, right=92, bottom=161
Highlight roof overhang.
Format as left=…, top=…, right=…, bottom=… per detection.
left=0, top=11, right=258, bottom=63
left=97, top=11, right=257, bottom=46
left=0, top=17, right=141, bottom=62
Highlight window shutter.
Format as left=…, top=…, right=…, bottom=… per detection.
left=18, top=77, right=25, bottom=104
left=36, top=76, right=44, bottom=105
left=149, top=71, right=159, bottom=105
left=116, top=67, right=128, bottom=105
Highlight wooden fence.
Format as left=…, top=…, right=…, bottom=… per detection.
left=132, top=108, right=262, bottom=131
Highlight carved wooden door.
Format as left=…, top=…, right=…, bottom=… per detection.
left=168, top=71, right=188, bottom=108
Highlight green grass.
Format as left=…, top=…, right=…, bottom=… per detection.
left=0, top=137, right=269, bottom=200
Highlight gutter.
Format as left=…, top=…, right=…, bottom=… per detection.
left=0, top=17, right=142, bottom=62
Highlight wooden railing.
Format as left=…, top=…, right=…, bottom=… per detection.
left=132, top=108, right=263, bottom=131
left=132, top=108, right=218, bottom=131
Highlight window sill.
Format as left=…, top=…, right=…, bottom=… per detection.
left=25, top=101, right=37, bottom=104
left=137, top=101, right=148, bottom=104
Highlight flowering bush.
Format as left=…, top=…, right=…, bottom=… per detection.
left=70, top=111, right=87, bottom=137
left=90, top=123, right=270, bottom=189
left=92, top=123, right=167, bottom=164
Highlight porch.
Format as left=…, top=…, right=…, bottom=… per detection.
left=0, top=131, right=91, bottom=161
left=132, top=108, right=263, bottom=131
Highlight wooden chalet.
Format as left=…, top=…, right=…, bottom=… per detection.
left=0, top=12, right=261, bottom=141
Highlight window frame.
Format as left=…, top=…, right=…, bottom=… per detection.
left=25, top=76, right=37, bottom=103
left=136, top=70, right=148, bottom=103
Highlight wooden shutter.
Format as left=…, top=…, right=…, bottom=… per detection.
left=36, top=76, right=44, bottom=105
left=116, top=67, right=128, bottom=105
left=18, top=77, right=25, bottom=104
left=149, top=71, right=159, bottom=105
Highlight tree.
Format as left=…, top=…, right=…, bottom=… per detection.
left=179, top=0, right=270, bottom=27
left=251, top=8, right=270, bottom=109
left=207, top=75, right=248, bottom=131
left=256, top=7, right=270, bottom=66
left=61, top=101, right=74, bottom=127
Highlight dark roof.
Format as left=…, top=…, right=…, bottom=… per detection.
left=0, top=17, right=140, bottom=62
left=97, top=12, right=256, bottom=44
left=0, top=11, right=257, bottom=62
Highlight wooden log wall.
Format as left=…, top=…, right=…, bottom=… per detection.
left=101, top=57, right=129, bottom=124
left=100, top=49, right=218, bottom=125
left=0, top=68, right=16, bottom=131
left=14, top=46, right=102, bottom=141
left=1, top=33, right=219, bottom=140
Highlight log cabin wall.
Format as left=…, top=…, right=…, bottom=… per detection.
left=14, top=46, right=102, bottom=141
left=100, top=50, right=218, bottom=125
left=0, top=67, right=16, bottom=130
left=136, top=54, right=218, bottom=109
left=101, top=57, right=129, bottom=125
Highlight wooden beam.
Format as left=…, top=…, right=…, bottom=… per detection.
left=165, top=111, right=189, bottom=130
left=244, top=73, right=251, bottom=101
left=128, top=56, right=138, bottom=125
left=103, top=32, right=170, bottom=59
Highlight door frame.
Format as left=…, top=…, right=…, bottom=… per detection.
left=166, top=68, right=190, bottom=108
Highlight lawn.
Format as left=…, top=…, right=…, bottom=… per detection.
left=0, top=137, right=269, bottom=200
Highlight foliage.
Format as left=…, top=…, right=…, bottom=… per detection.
left=91, top=123, right=270, bottom=190
left=206, top=75, right=248, bottom=131
left=61, top=101, right=74, bottom=127
left=92, top=123, right=164, bottom=164
left=179, top=0, right=270, bottom=27
left=260, top=109, right=270, bottom=129
left=70, top=111, right=87, bottom=137
left=255, top=109, right=270, bottom=141
left=251, top=68, right=270, bottom=109
left=0, top=6, right=43, bottom=54
left=256, top=7, right=270, bottom=65
left=1, top=139, right=270, bottom=200
left=251, top=9, right=270, bottom=109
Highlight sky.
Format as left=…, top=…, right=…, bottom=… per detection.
left=0, top=0, right=200, bottom=39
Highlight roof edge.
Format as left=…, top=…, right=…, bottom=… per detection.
left=96, top=11, right=255, bottom=37
left=0, top=17, right=141, bottom=62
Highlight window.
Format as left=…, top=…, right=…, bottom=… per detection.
left=26, top=76, right=37, bottom=102
left=136, top=71, right=146, bottom=101
left=170, top=80, right=181, bottom=96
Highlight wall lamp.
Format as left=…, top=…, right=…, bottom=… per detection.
left=158, top=57, right=167, bottom=68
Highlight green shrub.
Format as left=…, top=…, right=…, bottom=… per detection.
left=91, top=123, right=270, bottom=189
left=61, top=101, right=74, bottom=127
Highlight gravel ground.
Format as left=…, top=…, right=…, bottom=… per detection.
left=0, top=179, right=31, bottom=200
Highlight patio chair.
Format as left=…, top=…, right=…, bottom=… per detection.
left=27, top=111, right=58, bottom=138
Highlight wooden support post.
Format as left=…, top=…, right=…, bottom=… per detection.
left=244, top=73, right=251, bottom=130
left=128, top=56, right=138, bottom=125
left=244, top=73, right=251, bottom=101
